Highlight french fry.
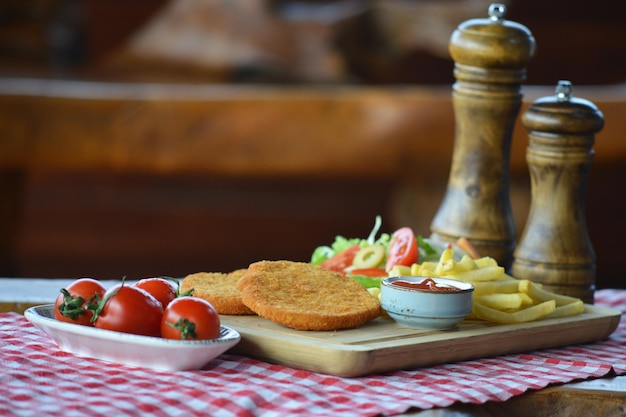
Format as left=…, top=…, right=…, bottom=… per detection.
left=519, top=292, right=535, bottom=306
left=473, top=300, right=556, bottom=324
left=388, top=265, right=411, bottom=277
left=471, top=279, right=521, bottom=296
left=434, top=249, right=457, bottom=276
left=544, top=300, right=585, bottom=319
left=457, top=255, right=479, bottom=272
left=443, top=265, right=505, bottom=282
left=367, top=287, right=381, bottom=301
left=474, top=293, right=524, bottom=310
left=412, top=262, right=437, bottom=276
left=385, top=246, right=586, bottom=325
left=519, top=280, right=582, bottom=306
left=474, top=257, right=499, bottom=268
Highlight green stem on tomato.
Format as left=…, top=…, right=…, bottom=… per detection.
left=166, top=318, right=197, bottom=340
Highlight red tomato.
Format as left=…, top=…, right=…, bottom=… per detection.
left=54, top=278, right=106, bottom=326
left=350, top=268, right=388, bottom=277
left=134, top=277, right=177, bottom=309
left=92, top=284, right=163, bottom=337
left=161, top=297, right=220, bottom=340
left=385, top=227, right=418, bottom=270
left=321, top=245, right=360, bottom=272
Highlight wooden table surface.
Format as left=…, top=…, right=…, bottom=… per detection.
left=2, top=277, right=625, bottom=416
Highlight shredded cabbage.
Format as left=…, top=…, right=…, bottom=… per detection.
left=310, top=216, right=390, bottom=265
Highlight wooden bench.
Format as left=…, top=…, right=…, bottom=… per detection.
left=1, top=78, right=625, bottom=286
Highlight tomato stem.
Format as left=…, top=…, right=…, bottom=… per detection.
left=160, top=276, right=193, bottom=297
left=56, top=289, right=86, bottom=319
left=89, top=280, right=123, bottom=323
left=57, top=288, right=102, bottom=320
left=166, top=318, right=198, bottom=340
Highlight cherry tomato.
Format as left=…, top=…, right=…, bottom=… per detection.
left=134, top=277, right=178, bottom=310
left=54, top=278, right=106, bottom=326
left=321, top=245, right=360, bottom=273
left=92, top=284, right=163, bottom=337
left=161, top=297, right=220, bottom=341
left=385, top=227, right=418, bottom=271
left=350, top=268, right=388, bottom=277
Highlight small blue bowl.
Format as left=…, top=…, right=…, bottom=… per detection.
left=380, top=276, right=474, bottom=330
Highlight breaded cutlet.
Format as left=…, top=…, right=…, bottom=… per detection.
left=237, top=260, right=380, bottom=331
left=181, top=269, right=255, bottom=315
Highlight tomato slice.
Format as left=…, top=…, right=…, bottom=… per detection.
left=386, top=227, right=418, bottom=270
left=321, top=244, right=360, bottom=272
left=350, top=268, right=388, bottom=277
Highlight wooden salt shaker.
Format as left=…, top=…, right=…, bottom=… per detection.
left=511, top=81, right=604, bottom=304
left=430, top=4, right=535, bottom=269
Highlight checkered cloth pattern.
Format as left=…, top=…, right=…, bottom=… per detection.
left=1, top=289, right=624, bottom=417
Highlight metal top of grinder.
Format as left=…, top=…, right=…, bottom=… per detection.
left=523, top=80, right=605, bottom=135
left=449, top=3, right=536, bottom=73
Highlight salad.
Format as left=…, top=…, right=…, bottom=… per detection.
left=310, top=216, right=464, bottom=289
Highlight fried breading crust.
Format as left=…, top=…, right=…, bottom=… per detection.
left=181, top=269, right=255, bottom=315
left=238, top=260, right=381, bottom=331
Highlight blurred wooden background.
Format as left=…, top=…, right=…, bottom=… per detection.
left=1, top=0, right=625, bottom=289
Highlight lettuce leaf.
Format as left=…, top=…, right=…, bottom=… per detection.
left=418, top=235, right=437, bottom=256
left=310, top=216, right=390, bottom=265
left=347, top=274, right=383, bottom=289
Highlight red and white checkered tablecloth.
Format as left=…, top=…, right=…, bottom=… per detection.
left=1, top=289, right=625, bottom=417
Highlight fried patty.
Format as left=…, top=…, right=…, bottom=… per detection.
left=181, top=269, right=255, bottom=315
left=238, top=260, right=380, bottom=331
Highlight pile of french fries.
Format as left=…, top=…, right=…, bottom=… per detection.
left=388, top=248, right=585, bottom=324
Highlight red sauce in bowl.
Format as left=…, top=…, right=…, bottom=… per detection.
left=391, top=277, right=458, bottom=291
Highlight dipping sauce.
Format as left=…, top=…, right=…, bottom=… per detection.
left=391, top=277, right=458, bottom=291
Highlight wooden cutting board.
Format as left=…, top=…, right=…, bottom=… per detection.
left=221, top=305, right=621, bottom=377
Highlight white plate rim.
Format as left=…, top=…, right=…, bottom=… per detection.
left=24, top=304, right=241, bottom=370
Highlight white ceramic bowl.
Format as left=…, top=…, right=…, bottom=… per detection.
left=25, top=304, right=240, bottom=371
left=380, top=276, right=474, bottom=330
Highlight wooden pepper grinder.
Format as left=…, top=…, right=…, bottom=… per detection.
left=430, top=4, right=535, bottom=269
left=511, top=81, right=604, bottom=304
